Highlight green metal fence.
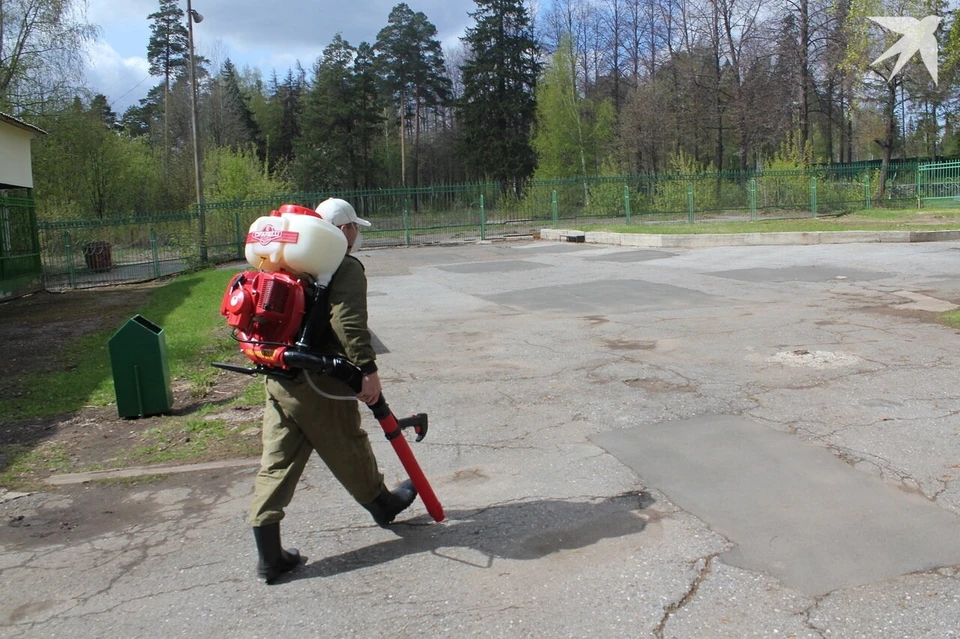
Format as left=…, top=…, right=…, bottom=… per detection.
left=0, top=189, right=43, bottom=300
left=918, top=160, right=960, bottom=207
left=35, top=164, right=926, bottom=290
left=38, top=213, right=200, bottom=291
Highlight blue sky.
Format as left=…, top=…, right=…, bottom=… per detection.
left=83, top=0, right=482, bottom=114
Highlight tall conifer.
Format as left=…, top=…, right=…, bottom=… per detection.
left=457, top=0, right=540, bottom=191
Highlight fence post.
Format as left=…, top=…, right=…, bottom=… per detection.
left=916, top=165, right=924, bottom=209
left=750, top=178, right=757, bottom=221
left=916, top=165, right=922, bottom=209
left=403, top=199, right=411, bottom=247
left=864, top=175, right=871, bottom=210
left=480, top=194, right=486, bottom=240
left=552, top=190, right=559, bottom=227
left=234, top=211, right=244, bottom=259
left=63, top=231, right=76, bottom=289
left=199, top=201, right=208, bottom=264
left=687, top=182, right=695, bottom=223
left=624, top=185, right=632, bottom=225
left=150, top=227, right=161, bottom=278
left=810, top=177, right=818, bottom=217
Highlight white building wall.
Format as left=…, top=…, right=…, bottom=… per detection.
left=0, top=124, right=35, bottom=189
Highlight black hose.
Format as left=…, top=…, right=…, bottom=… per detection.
left=281, top=351, right=364, bottom=393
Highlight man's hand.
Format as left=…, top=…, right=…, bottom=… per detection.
left=358, top=371, right=382, bottom=405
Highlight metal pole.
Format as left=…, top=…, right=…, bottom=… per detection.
left=150, top=228, right=161, bottom=278
left=624, top=185, right=631, bottom=225
left=810, top=177, right=817, bottom=217
left=187, top=0, right=207, bottom=263
left=480, top=194, right=486, bottom=240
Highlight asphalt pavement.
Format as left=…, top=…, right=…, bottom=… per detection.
left=4, top=232, right=960, bottom=638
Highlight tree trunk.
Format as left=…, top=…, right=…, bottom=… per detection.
left=399, top=88, right=407, bottom=187
left=877, top=78, right=898, bottom=199
left=798, top=0, right=810, bottom=151
left=825, top=77, right=835, bottom=162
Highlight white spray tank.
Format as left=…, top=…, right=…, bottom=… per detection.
left=244, top=204, right=347, bottom=286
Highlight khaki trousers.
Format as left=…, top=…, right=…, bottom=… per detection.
left=249, top=374, right=383, bottom=527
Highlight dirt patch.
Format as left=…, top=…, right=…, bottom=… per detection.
left=0, top=286, right=262, bottom=490
left=1, top=465, right=253, bottom=549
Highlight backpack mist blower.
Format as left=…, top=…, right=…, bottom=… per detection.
left=211, top=204, right=444, bottom=523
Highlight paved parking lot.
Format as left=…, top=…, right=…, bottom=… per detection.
left=4, top=237, right=960, bottom=638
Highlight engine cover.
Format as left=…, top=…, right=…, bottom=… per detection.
left=221, top=270, right=308, bottom=368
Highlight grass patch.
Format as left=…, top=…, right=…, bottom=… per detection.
left=127, top=416, right=260, bottom=466
left=0, top=268, right=242, bottom=421
left=940, top=309, right=960, bottom=330
left=237, top=378, right=265, bottom=406
left=582, top=208, right=960, bottom=235
left=0, top=442, right=74, bottom=489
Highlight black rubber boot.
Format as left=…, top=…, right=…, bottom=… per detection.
left=253, top=523, right=302, bottom=584
left=362, top=480, right=418, bottom=527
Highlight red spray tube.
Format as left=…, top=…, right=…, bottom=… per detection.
left=367, top=394, right=445, bottom=522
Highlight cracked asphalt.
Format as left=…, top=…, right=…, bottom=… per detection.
left=4, top=237, right=960, bottom=638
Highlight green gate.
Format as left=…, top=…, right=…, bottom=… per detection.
left=0, top=189, right=43, bottom=300
left=918, top=161, right=960, bottom=207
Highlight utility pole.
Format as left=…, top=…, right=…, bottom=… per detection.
left=187, top=0, right=207, bottom=263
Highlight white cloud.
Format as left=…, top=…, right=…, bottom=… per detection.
left=82, top=0, right=478, bottom=106
left=83, top=41, right=152, bottom=113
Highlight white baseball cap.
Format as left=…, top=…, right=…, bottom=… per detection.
left=315, top=198, right=371, bottom=227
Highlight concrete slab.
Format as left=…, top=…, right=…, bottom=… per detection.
left=592, top=415, right=960, bottom=595
left=437, top=259, right=549, bottom=274
left=0, top=489, right=31, bottom=504
left=511, top=242, right=595, bottom=253
left=891, top=290, right=959, bottom=312
left=584, top=250, right=676, bottom=263
left=46, top=458, right=261, bottom=485
left=541, top=228, right=960, bottom=248
left=710, top=265, right=890, bottom=283
left=481, top=278, right=716, bottom=314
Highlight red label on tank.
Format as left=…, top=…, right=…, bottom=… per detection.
left=247, top=224, right=299, bottom=246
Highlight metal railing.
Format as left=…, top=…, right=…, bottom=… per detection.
left=0, top=190, right=43, bottom=299
left=39, top=213, right=200, bottom=291
left=35, top=164, right=925, bottom=290
left=918, top=160, right=960, bottom=207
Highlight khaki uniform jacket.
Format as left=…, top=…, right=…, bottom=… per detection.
left=306, top=254, right=377, bottom=394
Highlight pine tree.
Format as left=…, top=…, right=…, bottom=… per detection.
left=294, top=36, right=387, bottom=191
left=294, top=35, right=358, bottom=190
left=353, top=42, right=387, bottom=188
left=375, top=3, right=452, bottom=187
left=266, top=67, right=306, bottom=174
left=210, top=59, right=260, bottom=149
left=146, top=0, right=190, bottom=169
left=457, top=0, right=541, bottom=191
left=90, top=94, right=119, bottom=130
left=147, top=0, right=189, bottom=82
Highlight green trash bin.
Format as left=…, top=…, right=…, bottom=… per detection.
left=108, top=315, right=173, bottom=418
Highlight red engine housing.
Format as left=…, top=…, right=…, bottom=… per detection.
left=220, top=270, right=308, bottom=368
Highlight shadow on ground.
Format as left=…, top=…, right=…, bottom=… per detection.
left=288, top=491, right=655, bottom=581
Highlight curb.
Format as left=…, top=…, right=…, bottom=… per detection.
left=46, top=458, right=260, bottom=485
left=539, top=228, right=960, bottom=248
